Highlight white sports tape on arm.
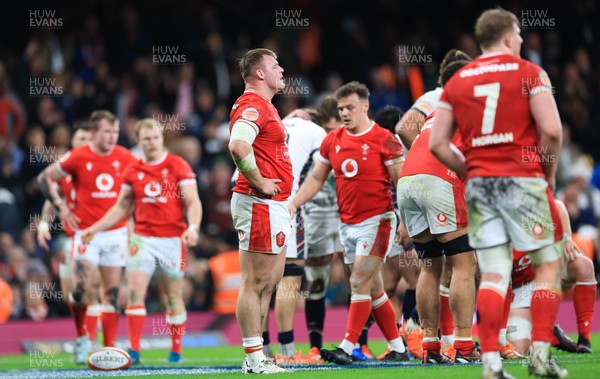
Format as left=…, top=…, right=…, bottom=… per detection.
left=234, top=150, right=257, bottom=173
left=231, top=121, right=258, bottom=144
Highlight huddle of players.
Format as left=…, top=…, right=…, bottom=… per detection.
left=37, top=111, right=202, bottom=365
left=228, top=7, right=596, bottom=379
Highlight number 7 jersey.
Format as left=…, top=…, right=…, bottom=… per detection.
left=440, top=52, right=553, bottom=179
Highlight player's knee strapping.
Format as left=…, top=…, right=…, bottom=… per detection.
left=507, top=315, right=532, bottom=341
left=477, top=245, right=512, bottom=296
left=413, top=239, right=443, bottom=259
left=283, top=263, right=304, bottom=277
left=441, top=234, right=472, bottom=256
left=305, top=265, right=330, bottom=300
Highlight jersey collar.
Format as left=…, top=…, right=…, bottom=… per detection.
left=144, top=151, right=168, bottom=166
left=346, top=121, right=375, bottom=137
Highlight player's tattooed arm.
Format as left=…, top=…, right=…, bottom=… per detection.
left=37, top=164, right=64, bottom=208
left=37, top=164, right=80, bottom=229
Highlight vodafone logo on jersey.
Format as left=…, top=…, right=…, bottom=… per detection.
left=517, top=254, right=531, bottom=268
left=437, top=213, right=447, bottom=223
left=96, top=174, right=114, bottom=191
left=142, top=181, right=167, bottom=203
left=341, top=158, right=358, bottom=178
left=92, top=173, right=117, bottom=198
left=144, top=182, right=162, bottom=197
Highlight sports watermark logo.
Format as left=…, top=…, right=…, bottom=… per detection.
left=153, top=113, right=187, bottom=133
left=152, top=318, right=187, bottom=336
left=399, top=248, right=434, bottom=268
left=274, top=281, right=309, bottom=300
left=30, top=77, right=63, bottom=97
left=521, top=10, right=555, bottom=30
left=398, top=45, right=433, bottom=66
left=29, top=10, right=63, bottom=29
left=153, top=46, right=187, bottom=65
left=29, top=146, right=65, bottom=165
left=275, top=9, right=309, bottom=29
left=30, top=214, right=64, bottom=233
left=277, top=76, right=310, bottom=98
left=515, top=281, right=560, bottom=306
left=29, top=351, right=63, bottom=368
left=28, top=282, right=65, bottom=302
left=396, top=180, right=433, bottom=201
left=521, top=76, right=555, bottom=98
left=521, top=145, right=557, bottom=166
left=520, top=210, right=555, bottom=238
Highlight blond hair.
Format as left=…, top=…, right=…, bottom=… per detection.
left=134, top=118, right=164, bottom=137
left=475, top=8, right=519, bottom=49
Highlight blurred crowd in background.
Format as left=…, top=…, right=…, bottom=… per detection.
left=0, top=0, right=599, bottom=322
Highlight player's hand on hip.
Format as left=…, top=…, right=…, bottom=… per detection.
left=564, top=240, right=579, bottom=262
left=257, top=178, right=282, bottom=197
left=80, top=229, right=94, bottom=245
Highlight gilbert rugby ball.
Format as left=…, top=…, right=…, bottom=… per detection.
left=87, top=347, right=132, bottom=371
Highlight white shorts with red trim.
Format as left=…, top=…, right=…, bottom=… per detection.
left=231, top=192, right=292, bottom=254
left=397, top=174, right=468, bottom=237
left=73, top=227, right=127, bottom=267
left=466, top=177, right=561, bottom=251
left=286, top=209, right=306, bottom=259
left=511, top=281, right=534, bottom=309
left=305, top=214, right=342, bottom=258
left=126, top=234, right=185, bottom=277
left=386, top=242, right=405, bottom=260
left=339, top=211, right=397, bottom=264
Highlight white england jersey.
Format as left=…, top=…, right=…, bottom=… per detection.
left=411, top=87, right=443, bottom=117
left=283, top=117, right=327, bottom=199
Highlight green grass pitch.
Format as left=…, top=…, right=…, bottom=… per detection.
left=0, top=334, right=598, bottom=378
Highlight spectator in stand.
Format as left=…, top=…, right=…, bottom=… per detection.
left=0, top=61, right=25, bottom=145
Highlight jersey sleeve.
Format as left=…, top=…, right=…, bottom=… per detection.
left=174, top=156, right=197, bottom=186
left=231, top=100, right=266, bottom=135
left=57, top=150, right=76, bottom=177
left=313, top=127, right=327, bottom=150
left=411, top=89, right=441, bottom=117
left=318, top=132, right=333, bottom=164
left=525, top=63, right=553, bottom=97
left=381, top=130, right=405, bottom=166
left=121, top=166, right=134, bottom=191
left=438, top=88, right=453, bottom=111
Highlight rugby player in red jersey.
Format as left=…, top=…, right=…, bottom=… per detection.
left=81, top=118, right=202, bottom=364
left=431, top=8, right=567, bottom=379
left=290, top=81, right=408, bottom=365
left=38, top=110, right=137, bottom=363
left=228, top=48, right=294, bottom=374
